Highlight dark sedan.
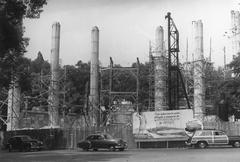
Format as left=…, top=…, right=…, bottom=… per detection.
left=6, top=135, right=43, bottom=152
left=77, top=133, right=127, bottom=151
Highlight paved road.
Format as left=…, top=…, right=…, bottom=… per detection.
left=1, top=147, right=240, bottom=162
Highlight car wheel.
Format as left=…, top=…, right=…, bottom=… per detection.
left=83, top=143, right=91, bottom=151
left=82, top=145, right=90, bottom=151
left=8, top=145, right=12, bottom=152
left=119, top=148, right=124, bottom=151
left=109, top=146, right=116, bottom=151
left=197, top=142, right=207, bottom=149
left=25, top=145, right=31, bottom=152
left=93, top=148, right=98, bottom=151
left=233, top=141, right=240, bottom=148
left=82, top=148, right=89, bottom=151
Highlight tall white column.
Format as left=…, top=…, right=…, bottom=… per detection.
left=7, top=81, right=21, bottom=131
left=49, top=22, right=60, bottom=127
left=89, top=26, right=99, bottom=126
left=193, top=20, right=205, bottom=121
left=154, top=26, right=167, bottom=111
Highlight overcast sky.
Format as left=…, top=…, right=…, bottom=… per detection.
left=23, top=0, right=239, bottom=67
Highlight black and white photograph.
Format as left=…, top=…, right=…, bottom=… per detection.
left=1, top=0, right=240, bottom=161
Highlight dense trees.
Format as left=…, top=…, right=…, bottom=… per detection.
left=0, top=0, right=47, bottom=90
left=217, top=53, right=240, bottom=120
left=0, top=0, right=47, bottom=130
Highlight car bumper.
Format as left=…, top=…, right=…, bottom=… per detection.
left=30, top=145, right=44, bottom=150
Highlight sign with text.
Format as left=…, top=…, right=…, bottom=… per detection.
left=133, top=109, right=194, bottom=139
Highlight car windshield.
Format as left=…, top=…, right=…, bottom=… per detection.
left=20, top=136, right=32, bottom=141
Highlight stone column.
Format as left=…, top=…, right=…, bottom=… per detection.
left=154, top=26, right=167, bottom=111
left=7, top=81, right=21, bottom=131
left=49, top=22, right=60, bottom=127
left=89, top=26, right=99, bottom=126
left=193, top=20, right=205, bottom=121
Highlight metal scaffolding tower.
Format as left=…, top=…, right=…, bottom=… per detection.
left=100, top=57, right=140, bottom=125
left=148, top=42, right=168, bottom=111
left=165, top=12, right=191, bottom=110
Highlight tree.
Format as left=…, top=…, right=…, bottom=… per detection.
left=214, top=53, right=240, bottom=119
left=30, top=51, right=50, bottom=74
left=0, top=0, right=47, bottom=89
left=0, top=0, right=47, bottom=130
left=63, top=61, right=90, bottom=114
left=229, top=52, right=240, bottom=77
left=132, top=62, right=149, bottom=109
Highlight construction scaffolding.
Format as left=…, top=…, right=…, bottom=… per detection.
left=165, top=12, right=191, bottom=110
left=148, top=13, right=191, bottom=111
left=148, top=42, right=168, bottom=111
left=100, top=57, right=139, bottom=126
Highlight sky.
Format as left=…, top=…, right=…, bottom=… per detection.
left=23, top=0, right=240, bottom=67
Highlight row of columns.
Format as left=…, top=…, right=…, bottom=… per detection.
left=6, top=16, right=212, bottom=130
left=6, top=23, right=100, bottom=130
left=154, top=20, right=205, bottom=121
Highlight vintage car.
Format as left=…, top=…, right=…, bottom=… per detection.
left=6, top=135, right=44, bottom=152
left=77, top=133, right=127, bottom=151
left=185, top=129, right=240, bottom=148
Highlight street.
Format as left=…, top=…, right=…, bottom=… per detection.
left=1, top=147, right=240, bottom=162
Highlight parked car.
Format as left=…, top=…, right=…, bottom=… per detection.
left=77, top=133, right=127, bottom=151
left=6, top=135, right=44, bottom=152
left=185, top=129, right=240, bottom=148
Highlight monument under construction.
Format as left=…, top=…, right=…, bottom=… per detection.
left=49, top=22, right=61, bottom=127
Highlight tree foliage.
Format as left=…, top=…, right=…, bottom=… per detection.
left=63, top=61, right=90, bottom=113
left=0, top=0, right=47, bottom=89
left=229, top=52, right=240, bottom=77
left=213, top=53, right=240, bottom=119
left=0, top=0, right=47, bottom=130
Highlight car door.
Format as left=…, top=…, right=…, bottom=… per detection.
left=15, top=137, right=23, bottom=150
left=8, top=138, right=15, bottom=149
left=94, top=135, right=105, bottom=148
left=90, top=135, right=100, bottom=149
left=87, top=135, right=95, bottom=148
left=103, top=134, right=115, bottom=148
left=213, top=131, right=228, bottom=145
left=193, top=130, right=214, bottom=145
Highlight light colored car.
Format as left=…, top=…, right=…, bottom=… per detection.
left=185, top=129, right=240, bottom=148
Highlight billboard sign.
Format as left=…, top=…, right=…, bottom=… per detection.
left=133, top=109, right=194, bottom=139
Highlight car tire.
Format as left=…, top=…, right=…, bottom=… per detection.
left=25, top=145, right=31, bottom=152
left=233, top=141, right=240, bottom=148
left=119, top=148, right=124, bottom=151
left=197, top=141, right=207, bottom=149
left=8, top=145, right=12, bottom=152
left=82, top=145, right=90, bottom=151
left=93, top=148, right=98, bottom=151
left=81, top=142, right=91, bottom=151
left=109, top=146, right=116, bottom=151
left=82, top=148, right=89, bottom=151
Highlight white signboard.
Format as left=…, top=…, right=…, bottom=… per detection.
left=133, top=109, right=194, bottom=139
